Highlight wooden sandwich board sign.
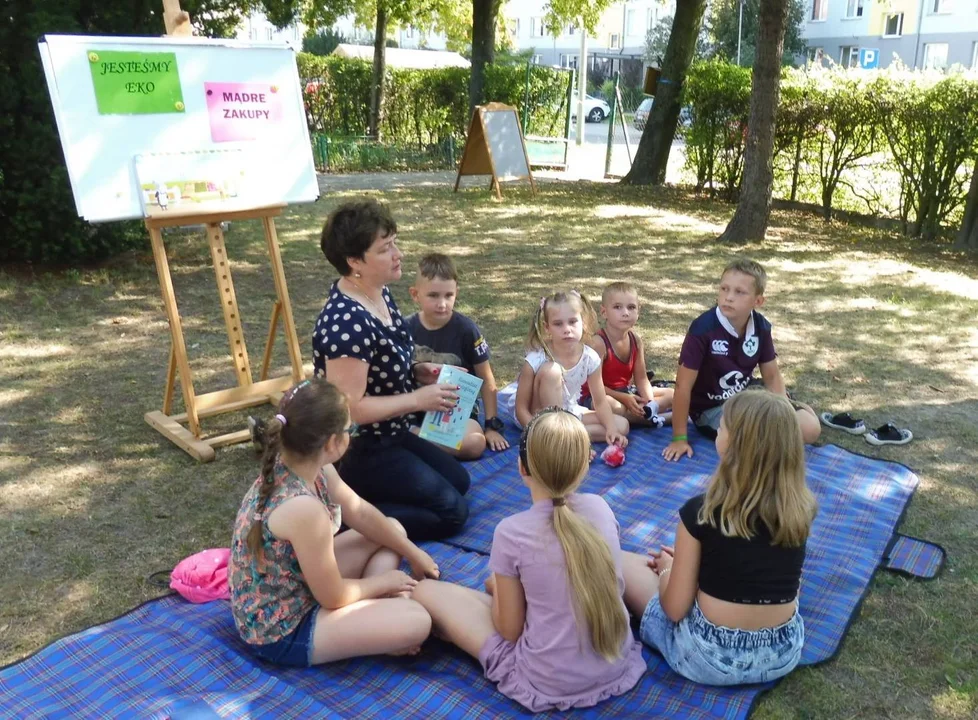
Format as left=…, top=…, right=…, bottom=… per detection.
left=38, top=2, right=315, bottom=462
left=454, top=103, right=536, bottom=199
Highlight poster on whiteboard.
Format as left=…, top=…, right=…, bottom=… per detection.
left=38, top=35, right=319, bottom=223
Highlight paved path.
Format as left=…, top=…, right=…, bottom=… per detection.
left=315, top=139, right=688, bottom=194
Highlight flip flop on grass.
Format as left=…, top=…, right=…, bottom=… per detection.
left=820, top=412, right=868, bottom=435
left=865, top=423, right=913, bottom=446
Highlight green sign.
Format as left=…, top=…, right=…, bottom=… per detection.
left=87, top=50, right=185, bottom=115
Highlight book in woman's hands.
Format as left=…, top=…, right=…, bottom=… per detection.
left=418, top=365, right=483, bottom=449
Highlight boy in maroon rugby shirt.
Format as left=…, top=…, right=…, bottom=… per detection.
left=663, top=259, right=820, bottom=462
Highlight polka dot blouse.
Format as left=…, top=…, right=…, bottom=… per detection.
left=312, top=281, right=417, bottom=437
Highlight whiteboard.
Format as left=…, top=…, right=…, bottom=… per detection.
left=481, top=109, right=531, bottom=181
left=39, top=34, right=319, bottom=223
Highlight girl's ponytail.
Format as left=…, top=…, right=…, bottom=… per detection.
left=552, top=504, right=628, bottom=662
left=526, top=296, right=556, bottom=362
left=246, top=417, right=284, bottom=560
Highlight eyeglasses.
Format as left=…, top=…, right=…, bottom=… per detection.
left=343, top=423, right=360, bottom=438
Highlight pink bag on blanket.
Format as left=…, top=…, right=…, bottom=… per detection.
left=170, top=548, right=231, bottom=603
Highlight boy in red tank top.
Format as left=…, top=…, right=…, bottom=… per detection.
left=582, top=282, right=674, bottom=425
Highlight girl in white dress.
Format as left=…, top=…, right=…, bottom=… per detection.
left=500, top=290, right=628, bottom=447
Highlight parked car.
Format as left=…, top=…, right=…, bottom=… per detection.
left=633, top=97, right=653, bottom=130
left=571, top=95, right=611, bottom=123
left=633, top=98, right=693, bottom=130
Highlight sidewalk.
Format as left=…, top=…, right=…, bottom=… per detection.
left=315, top=140, right=688, bottom=194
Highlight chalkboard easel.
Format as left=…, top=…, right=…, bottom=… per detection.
left=454, top=103, right=535, bottom=199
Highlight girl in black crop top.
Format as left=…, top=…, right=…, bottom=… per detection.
left=622, top=390, right=818, bottom=686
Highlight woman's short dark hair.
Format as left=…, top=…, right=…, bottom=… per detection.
left=320, top=199, right=398, bottom=276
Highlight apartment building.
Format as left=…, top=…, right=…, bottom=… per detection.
left=235, top=12, right=445, bottom=52
left=237, top=13, right=304, bottom=49
left=504, top=0, right=673, bottom=68
left=803, top=0, right=978, bottom=69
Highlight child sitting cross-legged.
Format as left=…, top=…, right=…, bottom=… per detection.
left=498, top=290, right=629, bottom=450
left=623, top=390, right=817, bottom=686
left=411, top=408, right=646, bottom=712
left=582, top=281, right=674, bottom=427
left=406, top=253, right=509, bottom=459
left=663, top=258, right=820, bottom=462
left=229, top=378, right=439, bottom=668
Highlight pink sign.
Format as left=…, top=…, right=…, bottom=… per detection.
left=204, top=82, right=283, bottom=142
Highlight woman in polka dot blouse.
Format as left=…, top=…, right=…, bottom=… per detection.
left=313, top=199, right=471, bottom=541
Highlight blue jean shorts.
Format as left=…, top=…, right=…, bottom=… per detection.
left=249, top=605, right=319, bottom=668
left=580, top=385, right=632, bottom=411
left=640, top=598, right=804, bottom=686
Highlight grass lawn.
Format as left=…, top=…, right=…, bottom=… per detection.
left=1, top=180, right=976, bottom=718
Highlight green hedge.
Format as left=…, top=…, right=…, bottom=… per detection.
left=681, top=61, right=978, bottom=240
left=298, top=54, right=569, bottom=154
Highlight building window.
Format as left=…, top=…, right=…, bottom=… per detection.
left=533, top=54, right=543, bottom=65
left=840, top=45, right=859, bottom=67
left=507, top=19, right=519, bottom=37
left=646, top=6, right=659, bottom=30
left=923, top=43, right=949, bottom=69
left=405, top=25, right=415, bottom=38
left=560, top=54, right=578, bottom=69
left=845, top=0, right=863, bottom=18
left=806, top=47, right=824, bottom=63
left=265, top=27, right=273, bottom=41
left=811, top=0, right=828, bottom=21
left=930, top=0, right=951, bottom=12
left=883, top=13, right=904, bottom=37
left=610, top=33, right=620, bottom=49
left=567, top=23, right=576, bottom=36
left=530, top=17, right=545, bottom=37
left=249, top=27, right=258, bottom=40
left=626, top=8, right=640, bottom=35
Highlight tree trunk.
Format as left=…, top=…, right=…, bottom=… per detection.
left=717, top=0, right=789, bottom=242
left=470, top=0, right=501, bottom=114
left=368, top=3, right=388, bottom=140
left=622, top=0, right=708, bottom=185
left=955, top=162, right=978, bottom=250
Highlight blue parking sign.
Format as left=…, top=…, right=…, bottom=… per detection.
left=858, top=48, right=879, bottom=69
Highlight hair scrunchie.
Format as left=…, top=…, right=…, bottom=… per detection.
left=274, top=413, right=287, bottom=426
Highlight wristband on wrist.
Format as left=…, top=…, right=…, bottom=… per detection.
left=672, top=434, right=688, bottom=442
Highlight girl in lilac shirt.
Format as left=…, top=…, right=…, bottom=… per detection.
left=412, top=408, right=645, bottom=712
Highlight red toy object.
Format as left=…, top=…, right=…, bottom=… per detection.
left=600, top=444, right=626, bottom=468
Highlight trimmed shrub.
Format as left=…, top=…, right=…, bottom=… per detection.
left=297, top=53, right=568, bottom=149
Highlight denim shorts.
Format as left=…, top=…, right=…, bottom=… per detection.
left=249, top=605, right=319, bottom=668
left=640, top=598, right=804, bottom=686
left=580, top=386, right=632, bottom=411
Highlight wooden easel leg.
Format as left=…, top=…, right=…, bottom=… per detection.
left=260, top=301, right=282, bottom=381
left=207, top=222, right=253, bottom=388
left=162, top=345, right=177, bottom=416
left=146, top=224, right=201, bottom=438
left=145, top=410, right=215, bottom=462
left=263, top=216, right=305, bottom=383
left=492, top=177, right=503, bottom=200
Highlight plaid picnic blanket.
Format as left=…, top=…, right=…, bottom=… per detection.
left=0, top=426, right=920, bottom=719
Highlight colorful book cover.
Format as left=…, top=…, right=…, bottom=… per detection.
left=418, top=366, right=483, bottom=450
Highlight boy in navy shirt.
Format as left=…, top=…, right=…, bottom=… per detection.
left=406, top=253, right=509, bottom=459
left=663, top=258, right=820, bottom=462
